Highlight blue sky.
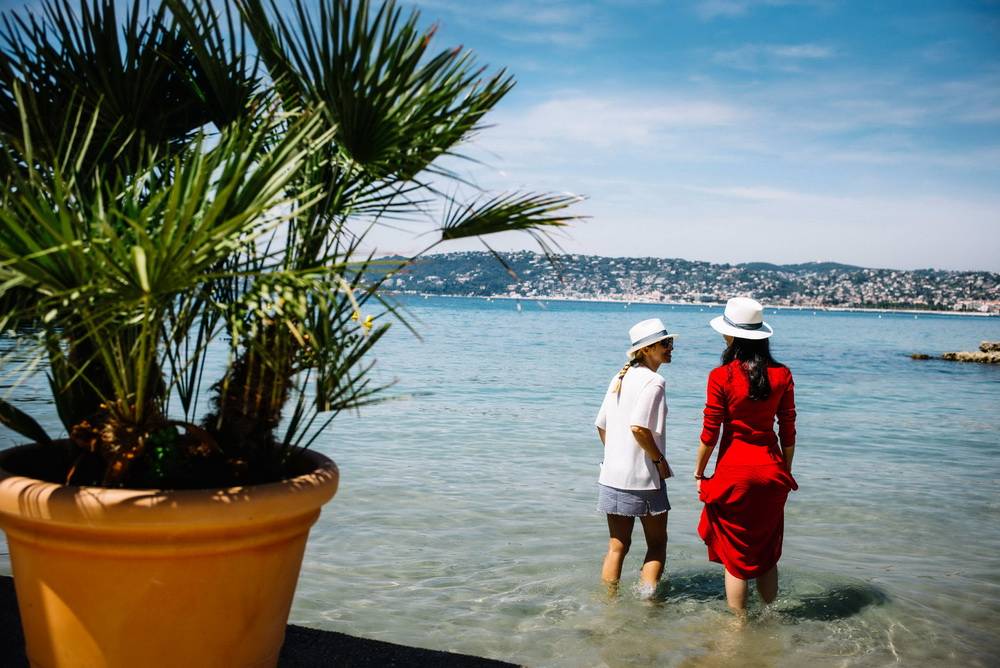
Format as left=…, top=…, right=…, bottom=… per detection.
left=393, top=0, right=1000, bottom=271
left=1, top=0, right=998, bottom=270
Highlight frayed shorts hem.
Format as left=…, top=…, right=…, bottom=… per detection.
left=597, top=483, right=670, bottom=517
left=604, top=509, right=669, bottom=518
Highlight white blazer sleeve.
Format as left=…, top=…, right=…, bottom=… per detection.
left=629, top=381, right=665, bottom=435
left=595, top=390, right=612, bottom=429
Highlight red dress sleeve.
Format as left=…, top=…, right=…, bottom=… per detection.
left=700, top=368, right=726, bottom=447
left=777, top=370, right=796, bottom=449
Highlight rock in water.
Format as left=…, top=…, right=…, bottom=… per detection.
left=941, top=351, right=1000, bottom=364
left=912, top=343, right=1000, bottom=363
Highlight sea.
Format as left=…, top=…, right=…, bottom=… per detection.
left=3, top=295, right=999, bottom=666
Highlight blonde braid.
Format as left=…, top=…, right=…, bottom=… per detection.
left=611, top=360, right=634, bottom=394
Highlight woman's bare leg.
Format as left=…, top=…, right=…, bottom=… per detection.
left=601, top=514, right=635, bottom=584
left=755, top=565, right=778, bottom=603
left=638, top=512, right=668, bottom=586
left=724, top=568, right=749, bottom=614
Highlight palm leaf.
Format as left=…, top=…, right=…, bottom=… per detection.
left=235, top=0, right=514, bottom=178
left=0, top=0, right=225, bottom=177
left=0, top=99, right=330, bottom=430
left=440, top=191, right=584, bottom=241
left=165, top=0, right=261, bottom=129
left=0, top=396, right=51, bottom=444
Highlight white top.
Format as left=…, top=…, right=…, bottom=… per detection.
left=594, top=365, right=667, bottom=490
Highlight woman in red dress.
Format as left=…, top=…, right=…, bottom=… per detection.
left=694, top=297, right=797, bottom=615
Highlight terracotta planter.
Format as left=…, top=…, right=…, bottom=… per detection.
left=0, top=444, right=338, bottom=668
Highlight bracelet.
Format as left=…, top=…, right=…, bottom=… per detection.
left=652, top=458, right=663, bottom=464
left=694, top=473, right=705, bottom=480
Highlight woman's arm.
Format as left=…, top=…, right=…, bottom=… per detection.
left=699, top=370, right=726, bottom=449
left=694, top=441, right=713, bottom=478
left=777, top=373, right=796, bottom=471
left=783, top=444, right=795, bottom=473
left=697, top=370, right=726, bottom=494
left=694, top=441, right=714, bottom=493
left=597, top=427, right=606, bottom=445
left=630, top=426, right=670, bottom=479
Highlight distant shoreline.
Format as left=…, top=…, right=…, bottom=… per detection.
left=387, top=251, right=1000, bottom=316
left=392, top=292, right=999, bottom=317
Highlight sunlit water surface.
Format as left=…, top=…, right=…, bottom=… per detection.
left=2, top=297, right=999, bottom=666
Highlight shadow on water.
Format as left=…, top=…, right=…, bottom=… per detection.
left=656, top=570, right=889, bottom=622
left=659, top=570, right=726, bottom=602
left=779, top=583, right=890, bottom=621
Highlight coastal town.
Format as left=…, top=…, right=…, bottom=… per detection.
left=386, top=251, right=1000, bottom=313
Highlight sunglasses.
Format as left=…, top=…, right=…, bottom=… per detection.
left=659, top=339, right=674, bottom=350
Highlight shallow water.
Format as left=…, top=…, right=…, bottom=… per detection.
left=3, top=297, right=999, bottom=666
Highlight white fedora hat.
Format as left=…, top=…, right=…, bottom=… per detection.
left=627, top=318, right=678, bottom=357
left=710, top=297, right=773, bottom=340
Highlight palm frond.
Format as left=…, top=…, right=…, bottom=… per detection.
left=0, top=396, right=51, bottom=445
left=440, top=191, right=584, bottom=241
left=165, top=0, right=261, bottom=129
left=0, top=0, right=229, bottom=177
left=236, top=0, right=513, bottom=179
left=0, top=100, right=330, bottom=432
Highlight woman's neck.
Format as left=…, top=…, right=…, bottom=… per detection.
left=635, top=359, right=661, bottom=373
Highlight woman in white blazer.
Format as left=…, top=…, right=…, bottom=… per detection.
left=594, top=318, right=676, bottom=593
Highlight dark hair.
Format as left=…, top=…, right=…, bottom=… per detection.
left=721, top=337, right=783, bottom=401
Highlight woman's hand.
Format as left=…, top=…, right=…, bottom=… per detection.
left=656, top=459, right=670, bottom=480
left=696, top=477, right=703, bottom=495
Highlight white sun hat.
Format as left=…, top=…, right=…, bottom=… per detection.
left=710, top=297, right=773, bottom=340
left=627, top=318, right=678, bottom=357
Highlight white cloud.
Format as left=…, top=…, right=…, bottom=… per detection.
left=692, top=0, right=834, bottom=21
left=769, top=44, right=835, bottom=59
left=384, top=187, right=1000, bottom=271
left=410, top=0, right=591, bottom=25
left=693, top=0, right=755, bottom=19
left=919, top=40, right=961, bottom=64
left=562, top=190, right=1000, bottom=271
left=712, top=42, right=836, bottom=71
left=497, top=28, right=596, bottom=48
left=452, top=74, right=1000, bottom=191
left=478, top=93, right=745, bottom=159
left=490, top=3, right=590, bottom=26
left=825, top=145, right=1000, bottom=170
left=407, top=0, right=600, bottom=46
left=682, top=185, right=801, bottom=201
left=930, top=77, right=1000, bottom=124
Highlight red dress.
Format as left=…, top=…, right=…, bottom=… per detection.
left=698, top=361, right=797, bottom=579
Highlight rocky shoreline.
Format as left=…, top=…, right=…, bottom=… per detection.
left=912, top=341, right=1000, bottom=364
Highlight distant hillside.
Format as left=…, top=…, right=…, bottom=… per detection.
left=736, top=261, right=863, bottom=273
left=380, top=251, right=1000, bottom=312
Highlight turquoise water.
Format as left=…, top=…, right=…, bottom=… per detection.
left=3, top=297, right=1000, bottom=666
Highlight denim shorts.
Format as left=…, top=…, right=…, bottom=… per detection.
left=597, top=483, right=670, bottom=517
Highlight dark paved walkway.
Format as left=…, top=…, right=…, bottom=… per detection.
left=0, top=576, right=518, bottom=667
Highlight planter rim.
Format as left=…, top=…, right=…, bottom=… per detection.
left=0, top=443, right=339, bottom=528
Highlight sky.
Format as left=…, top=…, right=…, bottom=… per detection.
left=392, top=0, right=1000, bottom=271
left=1, top=0, right=998, bottom=271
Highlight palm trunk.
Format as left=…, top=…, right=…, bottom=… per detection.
left=202, top=324, right=294, bottom=480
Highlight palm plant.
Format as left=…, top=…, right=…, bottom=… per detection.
left=0, top=0, right=580, bottom=488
